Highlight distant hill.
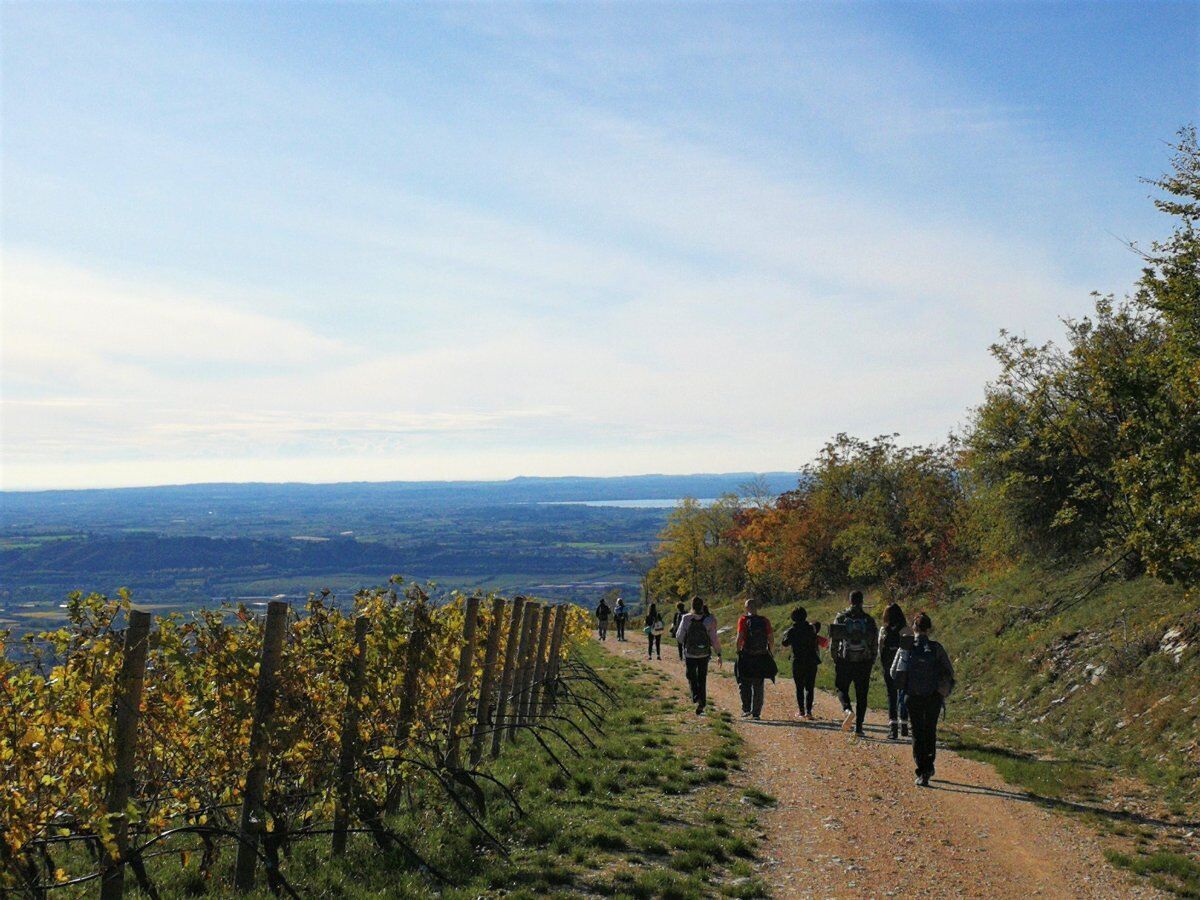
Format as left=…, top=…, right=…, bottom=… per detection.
left=0, top=472, right=798, bottom=533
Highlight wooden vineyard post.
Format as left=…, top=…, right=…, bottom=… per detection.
left=234, top=600, right=289, bottom=893
left=469, top=597, right=506, bottom=767
left=540, top=604, right=567, bottom=716
left=527, top=604, right=553, bottom=716
left=515, top=604, right=544, bottom=727
left=507, top=602, right=538, bottom=742
left=333, top=615, right=370, bottom=855
left=386, top=603, right=429, bottom=814
left=490, top=597, right=525, bottom=758
left=99, top=609, right=152, bottom=900
left=445, top=596, right=480, bottom=769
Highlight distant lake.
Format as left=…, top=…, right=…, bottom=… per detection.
left=539, top=498, right=718, bottom=509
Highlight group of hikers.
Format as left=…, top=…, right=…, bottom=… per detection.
left=595, top=590, right=955, bottom=787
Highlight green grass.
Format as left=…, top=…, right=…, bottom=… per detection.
left=121, top=642, right=763, bottom=898
left=1106, top=850, right=1200, bottom=897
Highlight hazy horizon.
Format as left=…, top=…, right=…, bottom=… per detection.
left=0, top=468, right=799, bottom=495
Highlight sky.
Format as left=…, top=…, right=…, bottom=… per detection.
left=1, top=1, right=1197, bottom=491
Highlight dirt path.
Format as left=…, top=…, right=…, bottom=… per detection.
left=602, top=636, right=1160, bottom=899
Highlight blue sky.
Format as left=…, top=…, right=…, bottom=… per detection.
left=2, top=1, right=1197, bottom=489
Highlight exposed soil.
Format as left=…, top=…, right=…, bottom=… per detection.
left=603, top=636, right=1163, bottom=899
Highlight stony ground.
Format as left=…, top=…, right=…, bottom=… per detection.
left=603, top=635, right=1163, bottom=899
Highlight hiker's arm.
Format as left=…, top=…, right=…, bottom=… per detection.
left=766, top=620, right=774, bottom=654
left=939, top=645, right=956, bottom=684
left=708, top=619, right=721, bottom=655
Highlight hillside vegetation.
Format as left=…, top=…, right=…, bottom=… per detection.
left=645, top=128, right=1200, bottom=884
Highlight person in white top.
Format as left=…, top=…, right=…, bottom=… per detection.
left=674, top=596, right=722, bottom=714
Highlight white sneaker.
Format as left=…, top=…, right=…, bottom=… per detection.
left=840, top=709, right=854, bottom=731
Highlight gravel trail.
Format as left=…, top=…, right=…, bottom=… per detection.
left=603, top=636, right=1160, bottom=899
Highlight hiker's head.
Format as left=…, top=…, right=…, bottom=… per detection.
left=791, top=606, right=808, bottom=624
left=743, top=597, right=758, bottom=615
left=676, top=601, right=685, bottom=611
left=849, top=590, right=864, bottom=607
left=914, top=612, right=933, bottom=634
left=884, top=603, right=906, bottom=629
left=691, top=597, right=704, bottom=614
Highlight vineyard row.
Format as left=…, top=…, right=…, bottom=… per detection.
left=0, top=585, right=594, bottom=897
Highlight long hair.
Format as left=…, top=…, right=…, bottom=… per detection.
left=883, top=602, right=906, bottom=629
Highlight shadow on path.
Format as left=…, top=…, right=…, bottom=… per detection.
left=927, top=779, right=1199, bottom=832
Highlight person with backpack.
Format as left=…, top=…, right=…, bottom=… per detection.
left=644, top=602, right=665, bottom=659
left=831, top=589, right=878, bottom=735
left=781, top=606, right=821, bottom=720
left=596, top=598, right=611, bottom=641
left=614, top=598, right=629, bottom=641
left=671, top=601, right=687, bottom=660
left=891, top=612, right=955, bottom=786
left=675, top=596, right=721, bottom=714
left=734, top=598, right=776, bottom=719
left=879, top=602, right=912, bottom=741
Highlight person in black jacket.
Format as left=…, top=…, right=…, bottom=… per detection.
left=831, top=590, right=878, bottom=736
left=596, top=598, right=611, bottom=641
left=670, top=601, right=687, bottom=660
left=878, top=603, right=912, bottom=740
left=781, top=606, right=820, bottom=720
left=892, top=612, right=955, bottom=787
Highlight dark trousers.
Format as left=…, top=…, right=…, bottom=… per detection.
left=598, top=620, right=608, bottom=640
left=676, top=639, right=684, bottom=660
left=835, top=660, right=873, bottom=730
left=907, top=693, right=943, bottom=776
left=647, top=634, right=661, bottom=657
left=685, top=656, right=710, bottom=708
left=616, top=619, right=626, bottom=640
left=738, top=677, right=765, bottom=716
left=882, top=668, right=908, bottom=722
left=792, top=664, right=817, bottom=715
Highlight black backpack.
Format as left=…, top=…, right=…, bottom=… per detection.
left=743, top=615, right=770, bottom=655
left=906, top=640, right=944, bottom=697
left=684, top=616, right=712, bottom=655
left=838, top=613, right=874, bottom=663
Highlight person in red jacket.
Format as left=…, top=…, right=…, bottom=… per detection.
left=735, top=598, right=777, bottom=719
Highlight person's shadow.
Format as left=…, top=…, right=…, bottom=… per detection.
left=926, top=778, right=1197, bottom=832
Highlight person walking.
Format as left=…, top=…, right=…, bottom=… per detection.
left=596, top=598, right=611, bottom=641
left=781, top=606, right=820, bottom=719
left=892, top=612, right=955, bottom=786
left=734, top=598, right=776, bottom=719
left=831, top=590, right=878, bottom=736
left=614, top=598, right=628, bottom=641
left=675, top=597, right=721, bottom=714
left=879, top=602, right=912, bottom=740
left=645, top=602, right=665, bottom=659
left=671, top=601, right=687, bottom=661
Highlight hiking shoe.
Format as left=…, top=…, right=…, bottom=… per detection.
left=740, top=710, right=752, bottom=718
left=696, top=703, right=705, bottom=715
left=854, top=727, right=866, bottom=737
left=752, top=714, right=761, bottom=720
left=919, top=773, right=931, bottom=787
left=890, top=722, right=899, bottom=740
left=840, top=709, right=854, bottom=730
left=901, top=723, right=909, bottom=738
